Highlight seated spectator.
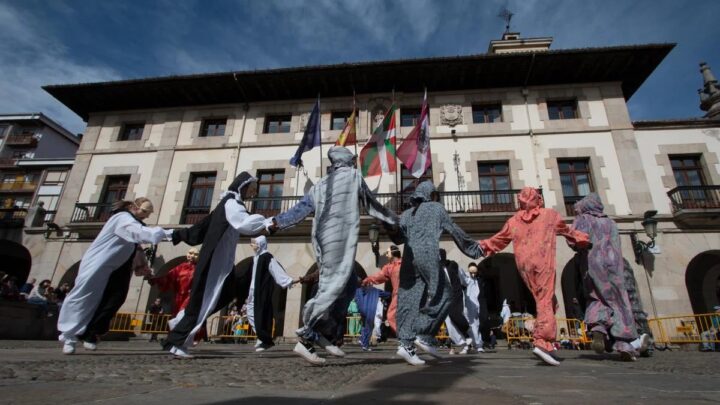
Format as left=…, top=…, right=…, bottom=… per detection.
left=55, top=283, right=71, bottom=305
left=19, top=277, right=36, bottom=297
left=26, top=279, right=51, bottom=308
left=558, top=327, right=573, bottom=350
left=701, top=306, right=720, bottom=352
left=1, top=276, right=21, bottom=301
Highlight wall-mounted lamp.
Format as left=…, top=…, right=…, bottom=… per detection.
left=368, top=223, right=380, bottom=267
left=631, top=210, right=658, bottom=264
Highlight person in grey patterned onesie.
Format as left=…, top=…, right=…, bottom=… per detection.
left=389, top=180, right=484, bottom=365
left=269, top=146, right=398, bottom=364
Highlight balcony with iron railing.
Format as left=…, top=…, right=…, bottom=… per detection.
left=667, top=185, right=720, bottom=228
left=0, top=158, right=17, bottom=168
left=5, top=134, right=38, bottom=147
left=67, top=189, right=537, bottom=234
left=0, top=181, right=37, bottom=192
left=0, top=207, right=28, bottom=228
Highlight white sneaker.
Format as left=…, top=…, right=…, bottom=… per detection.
left=465, top=337, right=473, bottom=346
left=415, top=338, right=442, bottom=359
left=171, top=345, right=194, bottom=359
left=316, top=335, right=346, bottom=357
left=459, top=345, right=469, bottom=355
left=638, top=333, right=651, bottom=353
left=397, top=346, right=426, bottom=366
left=293, top=342, right=326, bottom=365
left=62, top=341, right=76, bottom=355
left=255, top=342, right=273, bottom=352
left=477, top=347, right=486, bottom=353
left=532, top=347, right=560, bottom=366
left=83, top=341, right=97, bottom=351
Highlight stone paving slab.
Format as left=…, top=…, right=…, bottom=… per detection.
left=1, top=340, right=719, bottom=404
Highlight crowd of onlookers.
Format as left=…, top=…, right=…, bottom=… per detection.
left=0, top=273, right=71, bottom=314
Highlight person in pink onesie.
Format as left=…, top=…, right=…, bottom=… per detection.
left=361, top=245, right=401, bottom=333
left=479, top=187, right=590, bottom=366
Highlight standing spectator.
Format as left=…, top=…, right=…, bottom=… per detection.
left=361, top=245, right=402, bottom=333
left=147, top=298, right=164, bottom=342
left=347, top=299, right=361, bottom=336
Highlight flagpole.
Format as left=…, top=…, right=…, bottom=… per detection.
left=317, top=94, right=323, bottom=178
left=392, top=88, right=400, bottom=201
left=353, top=92, right=358, bottom=156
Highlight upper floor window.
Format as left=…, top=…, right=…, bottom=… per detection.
left=97, top=175, right=130, bottom=221
left=478, top=161, right=512, bottom=211
left=43, top=170, right=68, bottom=185
left=118, top=123, right=144, bottom=141
left=670, top=155, right=706, bottom=187
left=182, top=172, right=216, bottom=224
left=331, top=111, right=352, bottom=130
left=472, top=103, right=503, bottom=123
left=547, top=99, right=578, bottom=120
left=558, top=158, right=593, bottom=215
left=200, top=118, right=227, bottom=137
left=254, top=170, right=285, bottom=216
left=264, top=115, right=291, bottom=133
left=400, top=107, right=421, bottom=127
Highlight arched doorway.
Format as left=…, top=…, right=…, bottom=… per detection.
left=685, top=250, right=720, bottom=314
left=299, top=262, right=367, bottom=327
left=561, top=255, right=588, bottom=320
left=477, top=253, right=535, bottom=337
left=58, top=261, right=81, bottom=289
left=0, top=239, right=31, bottom=285
left=143, top=255, right=187, bottom=314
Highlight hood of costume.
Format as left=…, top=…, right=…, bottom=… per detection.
left=517, top=187, right=543, bottom=222
left=573, top=193, right=606, bottom=217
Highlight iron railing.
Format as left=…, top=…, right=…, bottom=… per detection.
left=5, top=134, right=37, bottom=147
left=563, top=195, right=585, bottom=216
left=667, top=185, right=720, bottom=212
left=70, top=202, right=113, bottom=223
left=70, top=189, right=531, bottom=225
left=180, top=206, right=211, bottom=224
left=0, top=207, right=28, bottom=227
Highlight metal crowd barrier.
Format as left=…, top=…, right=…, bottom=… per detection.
left=207, top=315, right=274, bottom=340
left=648, top=313, right=720, bottom=345
left=504, top=317, right=589, bottom=348
left=108, top=312, right=172, bottom=334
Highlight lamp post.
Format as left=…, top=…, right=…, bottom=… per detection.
left=368, top=223, right=380, bottom=267
left=631, top=210, right=658, bottom=264
left=631, top=209, right=664, bottom=348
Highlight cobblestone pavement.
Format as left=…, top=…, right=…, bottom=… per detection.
left=1, top=340, right=719, bottom=404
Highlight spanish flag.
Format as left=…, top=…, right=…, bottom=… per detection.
left=335, top=108, right=357, bottom=146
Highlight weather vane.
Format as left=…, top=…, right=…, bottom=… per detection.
left=498, top=6, right=514, bottom=34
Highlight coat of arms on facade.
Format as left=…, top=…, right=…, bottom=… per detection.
left=368, top=97, right=392, bottom=130
left=440, top=104, right=463, bottom=127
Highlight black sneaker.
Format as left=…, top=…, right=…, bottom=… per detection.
left=591, top=331, right=607, bottom=354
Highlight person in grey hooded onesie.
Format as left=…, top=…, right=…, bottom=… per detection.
left=270, top=146, right=398, bottom=364
left=390, top=180, right=484, bottom=365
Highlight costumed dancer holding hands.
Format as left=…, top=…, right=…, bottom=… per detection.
left=571, top=193, right=650, bottom=361
left=361, top=245, right=402, bottom=333
left=58, top=197, right=171, bottom=354
left=389, top=181, right=484, bottom=366
left=247, top=235, right=298, bottom=352
left=479, top=187, right=590, bottom=366
left=163, top=172, right=269, bottom=358
left=269, top=146, right=398, bottom=365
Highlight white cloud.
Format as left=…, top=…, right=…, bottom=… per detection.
left=0, top=3, right=120, bottom=134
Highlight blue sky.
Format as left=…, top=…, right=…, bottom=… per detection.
left=1, top=0, right=719, bottom=134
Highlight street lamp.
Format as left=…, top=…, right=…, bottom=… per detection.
left=631, top=210, right=658, bottom=264
left=368, top=223, right=380, bottom=267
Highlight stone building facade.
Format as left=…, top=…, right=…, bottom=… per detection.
left=25, top=34, right=720, bottom=337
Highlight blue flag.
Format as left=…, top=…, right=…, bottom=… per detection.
left=290, top=99, right=321, bottom=167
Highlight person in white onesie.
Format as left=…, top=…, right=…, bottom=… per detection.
left=57, top=197, right=170, bottom=354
